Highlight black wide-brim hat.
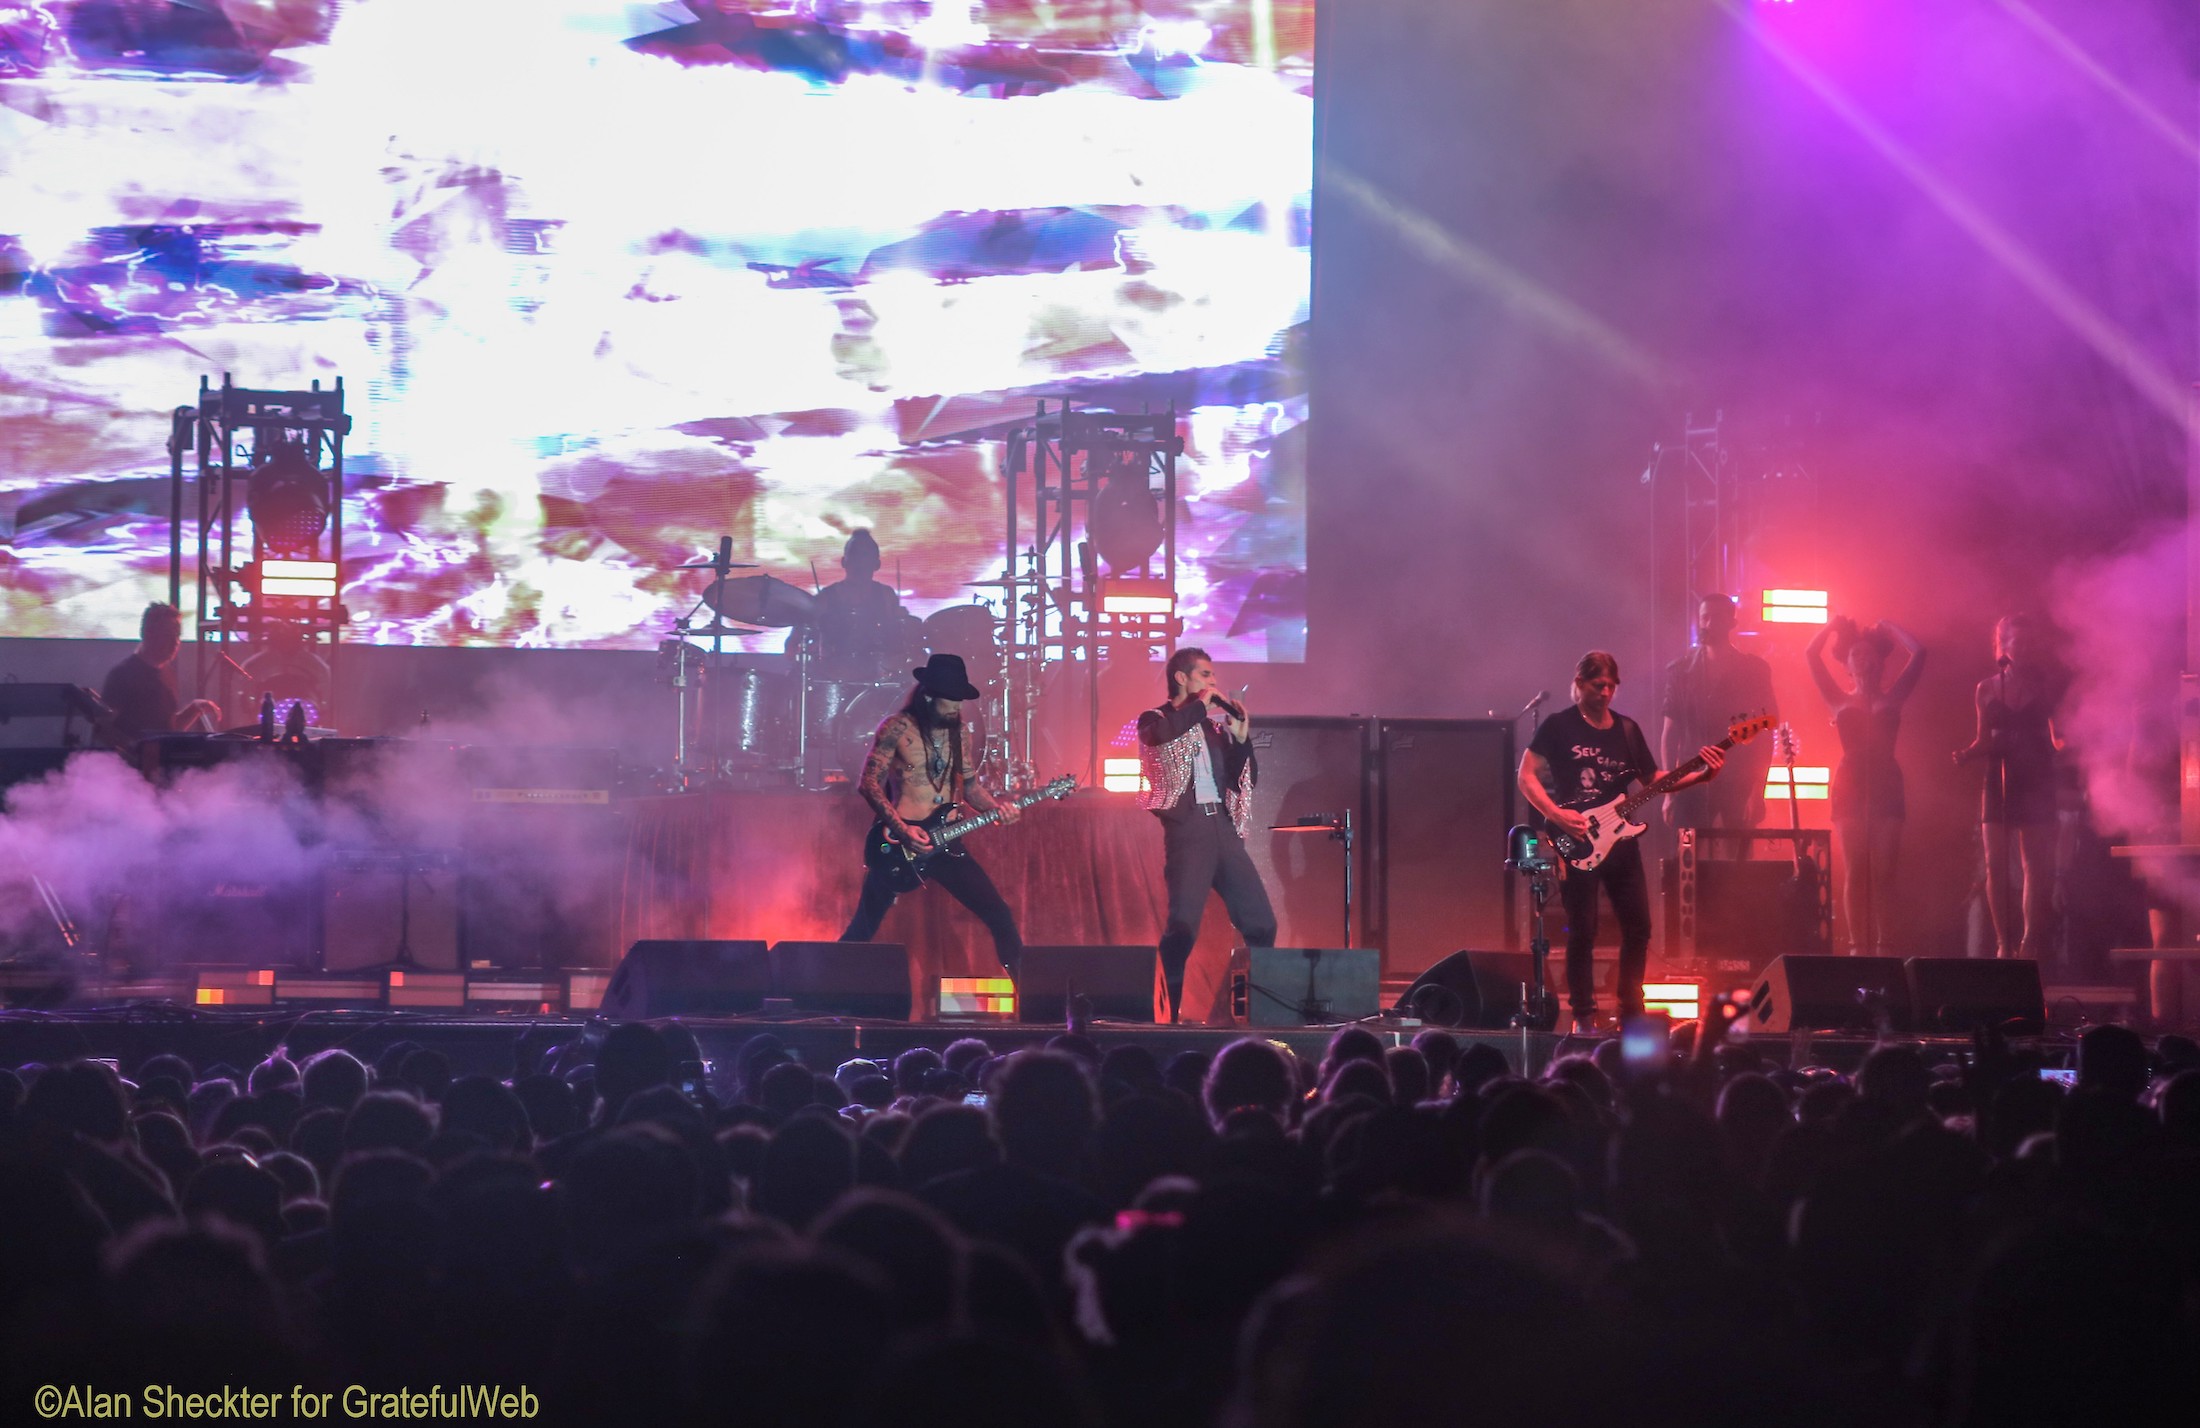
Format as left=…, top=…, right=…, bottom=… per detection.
left=911, top=653, right=982, bottom=701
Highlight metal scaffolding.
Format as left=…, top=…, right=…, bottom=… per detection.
left=168, top=375, right=351, bottom=725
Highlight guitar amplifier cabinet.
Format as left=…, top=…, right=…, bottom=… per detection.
left=1243, top=717, right=1372, bottom=950
left=1373, top=719, right=1513, bottom=979
left=1670, top=828, right=1831, bottom=961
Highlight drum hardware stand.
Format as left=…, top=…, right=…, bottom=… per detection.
left=669, top=538, right=762, bottom=788
left=1270, top=811, right=1354, bottom=946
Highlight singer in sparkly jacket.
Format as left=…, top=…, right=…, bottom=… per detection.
left=1137, top=647, right=1277, bottom=1022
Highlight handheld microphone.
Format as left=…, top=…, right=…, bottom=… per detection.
left=1995, top=655, right=2012, bottom=669
left=1207, top=692, right=1245, bottom=720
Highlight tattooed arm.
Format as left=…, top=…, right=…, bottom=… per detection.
left=860, top=716, right=933, bottom=848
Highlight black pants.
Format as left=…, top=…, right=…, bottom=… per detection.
left=841, top=850, right=1023, bottom=978
left=1159, top=811, right=1278, bottom=1019
left=1558, top=838, right=1650, bottom=1019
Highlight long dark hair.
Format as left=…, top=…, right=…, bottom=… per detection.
left=901, top=687, right=965, bottom=793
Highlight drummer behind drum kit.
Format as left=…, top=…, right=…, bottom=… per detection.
left=656, top=541, right=1010, bottom=792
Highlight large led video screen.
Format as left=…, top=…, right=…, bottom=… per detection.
left=0, top=1, right=1311, bottom=659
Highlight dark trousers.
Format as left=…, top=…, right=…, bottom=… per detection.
left=1558, top=838, right=1651, bottom=1019
left=1159, top=811, right=1278, bottom=1019
left=841, top=851, right=1023, bottom=977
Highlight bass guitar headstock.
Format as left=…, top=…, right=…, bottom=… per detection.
left=1773, top=721, right=1799, bottom=765
left=1036, top=775, right=1077, bottom=801
left=1727, top=712, right=1777, bottom=746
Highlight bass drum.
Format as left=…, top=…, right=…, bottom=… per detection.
left=920, top=603, right=1002, bottom=687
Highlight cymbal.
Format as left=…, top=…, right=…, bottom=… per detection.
left=705, top=573, right=818, bottom=627
left=680, top=621, right=767, bottom=637
left=677, top=558, right=760, bottom=570
left=963, top=577, right=1023, bottom=588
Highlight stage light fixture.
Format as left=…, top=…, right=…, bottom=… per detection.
left=1765, top=766, right=1830, bottom=800
left=246, top=440, right=330, bottom=554
left=1100, top=578, right=1176, bottom=615
left=1102, top=757, right=1147, bottom=794
left=1762, top=589, right=1828, bottom=624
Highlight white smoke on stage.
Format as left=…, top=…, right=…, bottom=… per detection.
left=2049, top=523, right=2188, bottom=906
left=0, top=680, right=633, bottom=973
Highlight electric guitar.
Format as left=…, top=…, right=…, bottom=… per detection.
left=1545, top=713, right=1775, bottom=870
left=863, top=775, right=1077, bottom=892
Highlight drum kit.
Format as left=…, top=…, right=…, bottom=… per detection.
left=654, top=541, right=1018, bottom=791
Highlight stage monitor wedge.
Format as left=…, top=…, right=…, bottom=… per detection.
left=601, top=940, right=771, bottom=1020
left=1017, top=945, right=1157, bottom=1023
left=1906, top=957, right=2045, bottom=1035
left=1749, top=954, right=1911, bottom=1034
left=769, top=941, right=911, bottom=1021
left=1231, top=946, right=1380, bottom=1027
left=1397, top=949, right=1548, bottom=1029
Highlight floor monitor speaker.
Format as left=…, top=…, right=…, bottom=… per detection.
left=1748, top=954, right=1911, bottom=1034
left=1017, top=945, right=1156, bottom=1023
left=769, top=941, right=912, bottom=1020
left=601, top=940, right=770, bottom=1020
left=1231, top=946, right=1380, bottom=1026
left=1906, top=957, right=2045, bottom=1034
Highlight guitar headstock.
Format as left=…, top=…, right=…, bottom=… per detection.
left=1773, top=721, right=1799, bottom=762
left=1727, top=712, right=1777, bottom=745
left=1038, top=775, right=1077, bottom=801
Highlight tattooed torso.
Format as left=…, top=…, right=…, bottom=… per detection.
left=858, top=714, right=986, bottom=826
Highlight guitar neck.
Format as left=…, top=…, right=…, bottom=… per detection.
left=1617, top=733, right=1738, bottom=820
left=933, top=787, right=1053, bottom=847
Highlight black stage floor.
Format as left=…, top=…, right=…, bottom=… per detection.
left=0, top=1003, right=2068, bottom=1082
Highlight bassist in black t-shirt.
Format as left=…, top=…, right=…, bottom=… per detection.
left=1518, top=650, right=1724, bottom=1034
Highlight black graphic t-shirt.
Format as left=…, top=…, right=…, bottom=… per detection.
left=1530, top=705, right=1658, bottom=810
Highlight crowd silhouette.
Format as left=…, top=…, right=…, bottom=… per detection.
left=3, top=1017, right=2198, bottom=1427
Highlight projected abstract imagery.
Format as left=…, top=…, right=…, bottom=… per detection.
left=0, top=0, right=1313, bottom=660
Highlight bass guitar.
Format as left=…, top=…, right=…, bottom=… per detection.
left=864, top=775, right=1077, bottom=892
left=1545, top=713, right=1775, bottom=871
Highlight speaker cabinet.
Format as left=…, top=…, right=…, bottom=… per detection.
left=1748, top=954, right=1911, bottom=1034
left=1375, top=720, right=1513, bottom=979
left=1017, top=945, right=1156, bottom=1023
left=1231, top=946, right=1380, bottom=1026
left=601, top=940, right=770, bottom=1020
left=770, top=941, right=912, bottom=1020
left=1906, top=957, right=2045, bottom=1034
left=322, top=850, right=461, bottom=972
left=1242, top=717, right=1371, bottom=949
left=1399, top=948, right=1577, bottom=1028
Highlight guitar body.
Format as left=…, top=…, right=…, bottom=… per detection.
left=858, top=777, right=1079, bottom=892
left=1541, top=714, right=1777, bottom=871
left=863, top=808, right=967, bottom=893
left=1546, top=795, right=1649, bottom=871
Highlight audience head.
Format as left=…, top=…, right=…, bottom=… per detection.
left=2076, top=1024, right=2149, bottom=1103
left=300, top=1049, right=369, bottom=1112
left=993, top=1050, right=1097, bottom=1177
left=1204, top=1038, right=1295, bottom=1128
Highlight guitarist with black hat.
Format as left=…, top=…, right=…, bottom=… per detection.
left=841, top=653, right=1024, bottom=978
